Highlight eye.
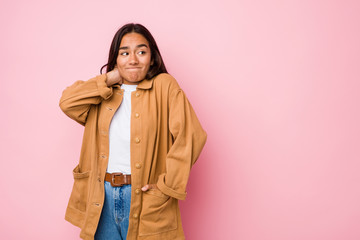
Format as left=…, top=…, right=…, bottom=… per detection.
left=138, top=51, right=146, bottom=55
left=120, top=52, right=128, bottom=56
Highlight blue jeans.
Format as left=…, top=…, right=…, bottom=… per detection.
left=95, top=181, right=131, bottom=240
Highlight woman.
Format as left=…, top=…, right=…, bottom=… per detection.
left=59, top=23, right=207, bottom=240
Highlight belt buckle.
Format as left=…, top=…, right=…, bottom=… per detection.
left=111, top=173, right=124, bottom=187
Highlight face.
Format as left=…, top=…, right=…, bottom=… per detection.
left=116, top=32, right=152, bottom=85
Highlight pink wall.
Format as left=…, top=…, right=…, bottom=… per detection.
left=1, top=0, right=360, bottom=239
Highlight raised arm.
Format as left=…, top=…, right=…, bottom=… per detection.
left=59, top=68, right=122, bottom=125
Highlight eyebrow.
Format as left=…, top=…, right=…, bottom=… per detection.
left=119, top=44, right=149, bottom=50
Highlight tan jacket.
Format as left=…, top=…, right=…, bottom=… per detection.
left=59, top=73, right=207, bottom=240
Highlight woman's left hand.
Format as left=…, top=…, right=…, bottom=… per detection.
left=141, top=184, right=158, bottom=192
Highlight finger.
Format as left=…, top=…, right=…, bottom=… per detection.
left=141, top=185, right=149, bottom=191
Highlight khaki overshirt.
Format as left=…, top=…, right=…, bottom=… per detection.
left=59, top=73, right=207, bottom=240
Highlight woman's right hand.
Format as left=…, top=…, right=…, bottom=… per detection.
left=106, top=65, right=123, bottom=86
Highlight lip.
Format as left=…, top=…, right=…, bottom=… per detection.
left=126, top=67, right=141, bottom=70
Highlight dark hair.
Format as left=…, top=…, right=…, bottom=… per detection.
left=100, top=23, right=168, bottom=79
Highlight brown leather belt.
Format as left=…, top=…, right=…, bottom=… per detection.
left=105, top=172, right=131, bottom=187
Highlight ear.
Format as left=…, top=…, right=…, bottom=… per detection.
left=150, top=59, right=154, bottom=66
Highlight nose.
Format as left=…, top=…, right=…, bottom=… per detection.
left=128, top=53, right=139, bottom=65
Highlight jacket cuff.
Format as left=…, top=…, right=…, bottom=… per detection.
left=96, top=74, right=113, bottom=100
left=156, top=174, right=187, bottom=200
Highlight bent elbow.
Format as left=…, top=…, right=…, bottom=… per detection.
left=59, top=100, right=87, bottom=126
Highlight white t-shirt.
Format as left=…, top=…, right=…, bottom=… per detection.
left=106, top=84, right=138, bottom=174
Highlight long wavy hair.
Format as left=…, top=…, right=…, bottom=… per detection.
left=100, top=23, right=168, bottom=79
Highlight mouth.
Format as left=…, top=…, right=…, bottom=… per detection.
left=126, top=67, right=141, bottom=70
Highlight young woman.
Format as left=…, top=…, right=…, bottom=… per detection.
left=59, top=23, right=207, bottom=240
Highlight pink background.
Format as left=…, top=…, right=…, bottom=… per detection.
left=1, top=0, right=360, bottom=239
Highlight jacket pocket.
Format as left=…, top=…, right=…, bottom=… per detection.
left=139, top=189, right=178, bottom=236
left=68, top=164, right=91, bottom=212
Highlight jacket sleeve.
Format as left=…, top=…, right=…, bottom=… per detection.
left=59, top=74, right=113, bottom=125
left=156, top=87, right=207, bottom=200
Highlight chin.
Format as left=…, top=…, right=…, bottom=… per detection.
left=126, top=74, right=146, bottom=83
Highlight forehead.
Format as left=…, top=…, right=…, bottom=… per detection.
left=120, top=32, right=149, bottom=47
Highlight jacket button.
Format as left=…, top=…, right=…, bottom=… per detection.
left=135, top=137, right=141, bottom=143
left=135, top=188, right=141, bottom=194
left=135, top=92, right=140, bottom=97
left=135, top=113, right=140, bottom=118
left=135, top=163, right=141, bottom=169
left=133, top=213, right=138, bottom=218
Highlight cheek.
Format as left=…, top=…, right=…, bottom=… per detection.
left=144, top=56, right=152, bottom=69
left=116, top=59, right=127, bottom=74
left=116, top=56, right=126, bottom=66
left=115, top=57, right=121, bottom=66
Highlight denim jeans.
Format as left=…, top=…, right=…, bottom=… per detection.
left=95, top=181, right=132, bottom=240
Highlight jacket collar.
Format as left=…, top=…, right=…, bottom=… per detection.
left=137, top=78, right=154, bottom=90
left=113, top=77, right=154, bottom=90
